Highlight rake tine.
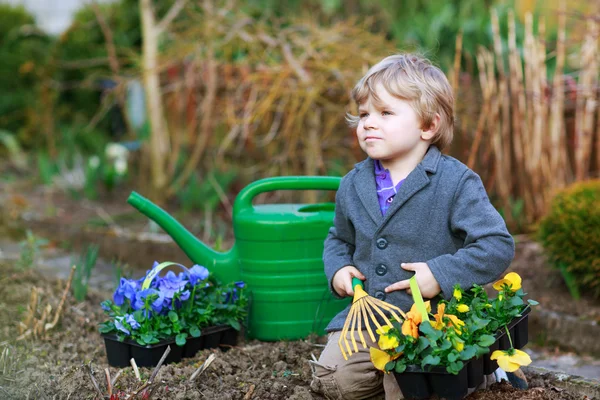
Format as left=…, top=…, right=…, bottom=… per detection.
left=356, top=309, right=367, bottom=349
left=372, top=298, right=407, bottom=320
left=359, top=300, right=376, bottom=343
left=368, top=298, right=398, bottom=328
left=338, top=311, right=351, bottom=360
left=343, top=306, right=356, bottom=356
left=348, top=303, right=359, bottom=354
left=363, top=298, right=385, bottom=333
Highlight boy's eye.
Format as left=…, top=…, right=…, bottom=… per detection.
left=359, top=113, right=369, bottom=119
left=382, top=111, right=392, bottom=116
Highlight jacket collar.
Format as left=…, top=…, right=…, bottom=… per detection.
left=352, top=146, right=441, bottom=227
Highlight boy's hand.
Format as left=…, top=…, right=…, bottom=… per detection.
left=385, top=262, right=441, bottom=299
left=332, top=266, right=366, bottom=297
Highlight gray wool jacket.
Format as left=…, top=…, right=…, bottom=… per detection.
left=323, top=146, right=514, bottom=332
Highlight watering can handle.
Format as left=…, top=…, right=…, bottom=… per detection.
left=233, top=176, right=341, bottom=213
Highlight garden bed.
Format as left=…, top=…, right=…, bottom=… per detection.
left=0, top=262, right=597, bottom=400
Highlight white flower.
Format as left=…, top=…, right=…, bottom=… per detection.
left=105, top=143, right=129, bottom=160
left=88, top=156, right=100, bottom=169
left=114, top=158, right=127, bottom=175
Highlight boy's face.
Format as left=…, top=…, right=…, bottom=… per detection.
left=356, top=84, right=432, bottom=168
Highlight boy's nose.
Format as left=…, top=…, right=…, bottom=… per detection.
left=364, top=115, right=377, bottom=130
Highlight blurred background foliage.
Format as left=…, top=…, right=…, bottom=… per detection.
left=0, top=0, right=598, bottom=235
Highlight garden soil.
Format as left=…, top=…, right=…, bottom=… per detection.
left=0, top=262, right=592, bottom=400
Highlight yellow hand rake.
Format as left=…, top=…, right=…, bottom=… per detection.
left=339, top=277, right=407, bottom=360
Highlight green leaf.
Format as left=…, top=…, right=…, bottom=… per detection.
left=469, top=315, right=490, bottom=331
left=384, top=361, right=395, bottom=372
left=440, top=340, right=452, bottom=351
left=141, top=333, right=154, bottom=345
left=189, top=326, right=201, bottom=337
left=416, top=336, right=430, bottom=353
left=448, top=352, right=458, bottom=363
left=557, top=262, right=580, bottom=300
left=451, top=361, right=464, bottom=372
left=394, top=363, right=407, bottom=373
left=98, top=322, right=114, bottom=333
left=419, top=321, right=441, bottom=341
left=168, top=311, right=179, bottom=322
left=229, top=319, right=241, bottom=331
left=474, top=344, right=490, bottom=357
left=509, top=296, right=524, bottom=307
left=459, top=346, right=476, bottom=360
left=421, top=355, right=440, bottom=368
left=527, top=299, right=539, bottom=306
left=176, top=333, right=187, bottom=346
left=477, top=335, right=496, bottom=347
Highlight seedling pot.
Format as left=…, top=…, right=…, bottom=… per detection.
left=467, top=356, right=484, bottom=388
left=396, top=306, right=532, bottom=399
left=183, top=325, right=238, bottom=358
left=103, top=325, right=239, bottom=368
left=394, top=363, right=469, bottom=400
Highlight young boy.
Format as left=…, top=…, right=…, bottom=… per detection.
left=310, top=54, right=515, bottom=399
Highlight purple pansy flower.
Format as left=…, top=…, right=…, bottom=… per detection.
left=113, top=278, right=139, bottom=306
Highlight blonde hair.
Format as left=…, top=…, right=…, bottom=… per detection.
left=347, top=53, right=454, bottom=150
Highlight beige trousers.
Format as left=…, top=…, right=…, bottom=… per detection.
left=309, top=330, right=402, bottom=400
left=310, top=331, right=496, bottom=400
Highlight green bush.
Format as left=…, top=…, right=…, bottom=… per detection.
left=537, top=180, right=600, bottom=299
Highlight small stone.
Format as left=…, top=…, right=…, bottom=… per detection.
left=273, top=360, right=287, bottom=372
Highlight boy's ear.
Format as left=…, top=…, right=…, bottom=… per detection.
left=421, top=113, right=441, bottom=140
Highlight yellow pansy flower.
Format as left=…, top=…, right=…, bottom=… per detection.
left=370, top=347, right=401, bottom=372
left=493, top=272, right=522, bottom=292
left=376, top=326, right=399, bottom=350
left=453, top=288, right=462, bottom=301
left=452, top=337, right=464, bottom=352
left=432, top=303, right=465, bottom=334
left=456, top=304, right=470, bottom=313
left=490, top=349, right=531, bottom=372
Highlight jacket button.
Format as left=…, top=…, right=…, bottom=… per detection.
left=376, top=238, right=388, bottom=249
left=376, top=264, right=387, bottom=276
left=375, top=291, right=386, bottom=301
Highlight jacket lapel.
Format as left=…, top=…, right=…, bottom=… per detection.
left=353, top=159, right=384, bottom=226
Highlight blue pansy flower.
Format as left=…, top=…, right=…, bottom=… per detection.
left=115, top=316, right=130, bottom=335
left=179, top=290, right=190, bottom=301
left=113, top=278, right=139, bottom=306
left=133, top=288, right=165, bottom=313
left=125, top=313, right=140, bottom=330
left=189, top=264, right=209, bottom=286
left=158, top=271, right=188, bottom=298
left=224, top=281, right=246, bottom=303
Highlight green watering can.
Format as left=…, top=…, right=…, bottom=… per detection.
left=127, top=176, right=350, bottom=341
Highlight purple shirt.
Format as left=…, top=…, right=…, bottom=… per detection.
left=374, top=160, right=405, bottom=216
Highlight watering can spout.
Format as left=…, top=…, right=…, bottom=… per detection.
left=127, top=191, right=239, bottom=282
